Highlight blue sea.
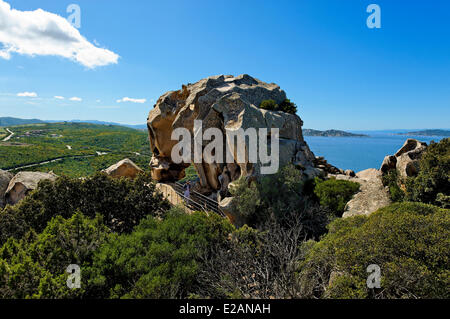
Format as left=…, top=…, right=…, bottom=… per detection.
left=304, top=131, right=446, bottom=173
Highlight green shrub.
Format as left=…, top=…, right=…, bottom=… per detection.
left=0, top=172, right=170, bottom=245
left=278, top=99, right=297, bottom=114
left=259, top=99, right=278, bottom=111
left=259, top=99, right=298, bottom=114
left=0, top=212, right=110, bottom=299
left=87, top=208, right=234, bottom=299
left=230, top=164, right=329, bottom=239
left=298, top=202, right=450, bottom=299
left=406, top=138, right=450, bottom=207
left=313, top=177, right=360, bottom=217
left=382, top=170, right=405, bottom=202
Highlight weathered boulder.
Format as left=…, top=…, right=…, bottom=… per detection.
left=104, top=158, right=143, bottom=179
left=345, top=169, right=356, bottom=177
left=219, top=196, right=245, bottom=228
left=5, top=171, right=57, bottom=206
left=380, top=139, right=427, bottom=178
left=332, top=169, right=391, bottom=218
left=0, top=169, right=13, bottom=208
left=147, top=74, right=318, bottom=194
left=380, top=155, right=397, bottom=174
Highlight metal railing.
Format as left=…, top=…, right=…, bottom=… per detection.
left=174, top=182, right=226, bottom=217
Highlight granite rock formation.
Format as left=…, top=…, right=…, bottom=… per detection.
left=147, top=74, right=320, bottom=196
left=5, top=171, right=57, bottom=206
left=380, top=139, right=427, bottom=178
left=104, top=158, right=143, bottom=179
left=0, top=169, right=13, bottom=208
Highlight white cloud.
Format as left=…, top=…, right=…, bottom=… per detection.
left=54, top=95, right=64, bottom=100
left=116, top=97, right=147, bottom=104
left=0, top=0, right=119, bottom=68
left=69, top=97, right=82, bottom=101
left=17, top=91, right=37, bottom=97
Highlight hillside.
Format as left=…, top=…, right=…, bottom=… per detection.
left=395, top=129, right=450, bottom=137
left=0, top=117, right=46, bottom=127
left=0, top=122, right=151, bottom=177
left=303, top=129, right=368, bottom=137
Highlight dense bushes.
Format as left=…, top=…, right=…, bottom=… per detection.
left=298, top=202, right=450, bottom=299
left=259, top=99, right=298, bottom=114
left=0, top=212, right=110, bottom=299
left=313, top=177, right=360, bottom=217
left=382, top=170, right=405, bottom=202
left=88, top=208, right=233, bottom=299
left=406, top=138, right=449, bottom=208
left=230, top=164, right=329, bottom=239
left=0, top=172, right=169, bottom=245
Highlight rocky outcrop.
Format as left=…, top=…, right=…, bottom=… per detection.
left=0, top=169, right=13, bottom=208
left=331, top=168, right=392, bottom=218
left=104, top=158, right=143, bottom=179
left=314, top=156, right=344, bottom=175
left=380, top=155, right=397, bottom=174
left=380, top=139, right=427, bottom=178
left=147, top=74, right=319, bottom=195
left=218, top=196, right=246, bottom=228
left=5, top=171, right=57, bottom=206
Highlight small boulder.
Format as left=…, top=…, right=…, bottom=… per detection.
left=345, top=169, right=356, bottom=177
left=5, top=171, right=57, bottom=206
left=0, top=169, right=14, bottom=208
left=104, top=158, right=143, bottom=179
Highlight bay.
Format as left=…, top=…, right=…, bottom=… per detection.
left=304, top=131, right=446, bottom=173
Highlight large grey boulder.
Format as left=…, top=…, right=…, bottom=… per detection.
left=147, top=74, right=318, bottom=194
left=0, top=169, right=13, bottom=208
left=104, top=158, right=143, bottom=179
left=5, top=171, right=57, bottom=206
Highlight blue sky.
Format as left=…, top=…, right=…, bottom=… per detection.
left=0, top=0, right=449, bottom=130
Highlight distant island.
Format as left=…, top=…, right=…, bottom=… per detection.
left=303, top=129, right=368, bottom=137
left=395, top=129, right=450, bottom=137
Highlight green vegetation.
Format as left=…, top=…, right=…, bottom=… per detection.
left=0, top=133, right=448, bottom=299
left=0, top=127, right=6, bottom=139
left=298, top=202, right=450, bottom=299
left=0, top=122, right=151, bottom=177
left=180, top=165, right=199, bottom=183
left=259, top=99, right=298, bottom=114
left=382, top=170, right=405, bottom=202
left=88, top=208, right=233, bottom=299
left=313, top=177, right=360, bottom=217
left=0, top=172, right=169, bottom=245
left=230, top=164, right=329, bottom=239
left=0, top=212, right=110, bottom=299
left=406, top=138, right=449, bottom=208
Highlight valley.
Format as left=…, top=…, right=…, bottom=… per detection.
left=0, top=122, right=151, bottom=178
